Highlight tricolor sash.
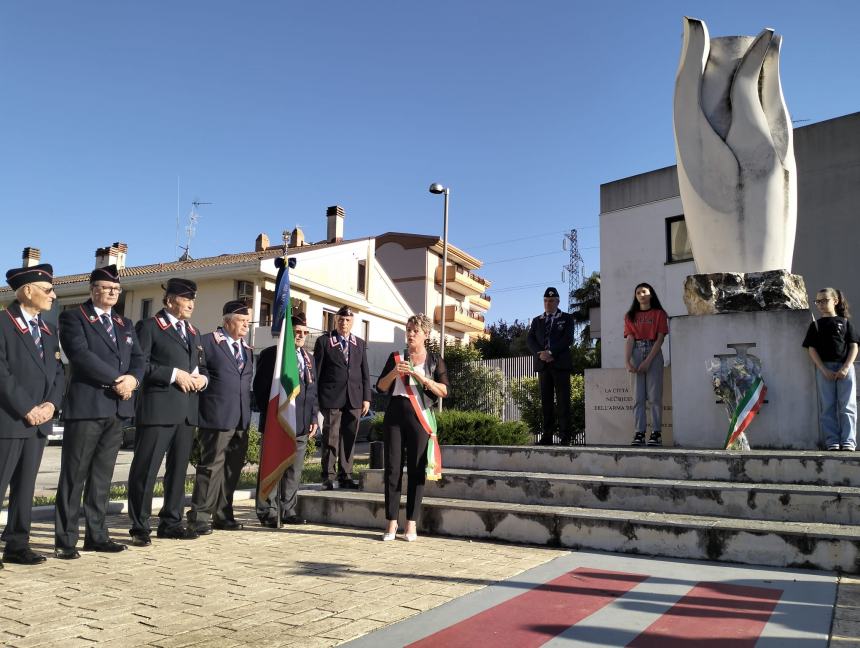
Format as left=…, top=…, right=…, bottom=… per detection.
left=394, top=351, right=442, bottom=480
left=724, top=376, right=767, bottom=449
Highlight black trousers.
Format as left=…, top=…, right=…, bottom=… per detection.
left=54, top=417, right=123, bottom=549
left=127, top=423, right=194, bottom=535
left=188, top=426, right=249, bottom=525
left=539, top=367, right=571, bottom=441
left=0, top=435, right=45, bottom=551
left=255, top=432, right=308, bottom=522
left=383, top=397, right=429, bottom=521
left=321, top=407, right=360, bottom=482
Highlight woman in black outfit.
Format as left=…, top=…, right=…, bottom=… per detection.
left=376, top=314, right=448, bottom=542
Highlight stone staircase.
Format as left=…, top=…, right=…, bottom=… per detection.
left=296, top=445, right=860, bottom=573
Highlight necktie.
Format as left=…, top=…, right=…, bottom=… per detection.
left=233, top=341, right=245, bottom=371
left=101, top=313, right=117, bottom=344
left=175, top=321, right=188, bottom=344
left=29, top=318, right=44, bottom=359
left=544, top=313, right=554, bottom=350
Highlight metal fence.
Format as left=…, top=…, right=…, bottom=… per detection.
left=442, top=354, right=535, bottom=422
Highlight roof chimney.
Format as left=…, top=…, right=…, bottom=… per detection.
left=326, top=205, right=345, bottom=243
left=22, top=247, right=41, bottom=268
left=255, top=233, right=270, bottom=251
left=288, top=227, right=305, bottom=248
left=95, top=242, right=128, bottom=270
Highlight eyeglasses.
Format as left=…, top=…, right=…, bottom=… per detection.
left=31, top=285, right=55, bottom=295
left=93, top=285, right=122, bottom=294
left=814, top=298, right=832, bottom=304
left=294, top=329, right=309, bottom=336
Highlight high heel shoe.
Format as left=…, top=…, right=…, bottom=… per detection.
left=403, top=532, right=418, bottom=542
left=382, top=532, right=396, bottom=542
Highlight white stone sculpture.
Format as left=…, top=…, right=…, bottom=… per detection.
left=673, top=17, right=796, bottom=274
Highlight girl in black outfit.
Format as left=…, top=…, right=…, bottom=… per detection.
left=376, top=314, right=448, bottom=542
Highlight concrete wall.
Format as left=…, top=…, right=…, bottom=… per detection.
left=793, top=112, right=860, bottom=307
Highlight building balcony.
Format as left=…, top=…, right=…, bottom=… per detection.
left=434, top=304, right=487, bottom=333
left=434, top=265, right=491, bottom=296
left=468, top=292, right=491, bottom=311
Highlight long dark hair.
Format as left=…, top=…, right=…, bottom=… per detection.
left=625, top=282, right=664, bottom=323
left=819, top=287, right=851, bottom=318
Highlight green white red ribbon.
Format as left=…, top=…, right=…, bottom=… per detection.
left=724, top=376, right=767, bottom=449
left=394, top=351, right=442, bottom=480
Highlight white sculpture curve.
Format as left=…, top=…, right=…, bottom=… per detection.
left=673, top=17, right=797, bottom=274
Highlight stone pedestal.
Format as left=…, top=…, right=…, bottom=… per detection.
left=683, top=270, right=808, bottom=315
left=584, top=367, right=673, bottom=445
left=670, top=310, right=818, bottom=449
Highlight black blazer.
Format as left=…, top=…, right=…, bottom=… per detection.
left=313, top=331, right=371, bottom=409
left=253, top=344, right=318, bottom=436
left=135, top=310, right=207, bottom=426
left=526, top=310, right=575, bottom=371
left=0, top=302, right=65, bottom=439
left=198, top=329, right=254, bottom=430
left=59, top=301, right=145, bottom=420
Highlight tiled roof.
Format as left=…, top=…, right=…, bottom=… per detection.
left=0, top=238, right=357, bottom=295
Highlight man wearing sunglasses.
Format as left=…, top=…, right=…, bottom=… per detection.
left=54, top=264, right=144, bottom=559
left=0, top=263, right=65, bottom=567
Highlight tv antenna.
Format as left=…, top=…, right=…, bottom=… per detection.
left=178, top=199, right=212, bottom=261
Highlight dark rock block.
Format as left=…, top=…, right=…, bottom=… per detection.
left=684, top=270, right=808, bottom=315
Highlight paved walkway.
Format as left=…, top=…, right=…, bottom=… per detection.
left=0, top=499, right=857, bottom=646
left=0, top=500, right=565, bottom=647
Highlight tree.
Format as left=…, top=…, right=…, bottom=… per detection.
left=474, top=318, right=530, bottom=359
left=570, top=271, right=600, bottom=344
left=428, top=340, right=506, bottom=417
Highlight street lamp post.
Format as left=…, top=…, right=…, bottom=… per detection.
left=429, top=183, right=449, bottom=412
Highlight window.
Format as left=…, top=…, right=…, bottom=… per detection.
left=290, top=297, right=307, bottom=318
left=362, top=320, right=369, bottom=341
left=357, top=260, right=367, bottom=295
left=141, top=298, right=152, bottom=319
left=323, top=309, right=337, bottom=332
left=666, top=216, right=693, bottom=263
left=259, top=302, right=272, bottom=326
left=237, top=280, right=254, bottom=301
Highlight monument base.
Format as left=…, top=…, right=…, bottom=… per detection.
left=670, top=310, right=818, bottom=449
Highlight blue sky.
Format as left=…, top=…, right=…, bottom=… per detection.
left=2, top=2, right=858, bottom=325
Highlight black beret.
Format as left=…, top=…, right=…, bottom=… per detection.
left=291, top=312, right=307, bottom=327
left=90, top=264, right=120, bottom=284
left=223, top=300, right=250, bottom=316
left=163, top=277, right=197, bottom=298
left=6, top=264, right=54, bottom=290
left=336, top=305, right=354, bottom=317
left=544, top=286, right=560, bottom=299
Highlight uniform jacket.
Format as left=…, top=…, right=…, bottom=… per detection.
left=526, top=310, right=575, bottom=372
left=0, top=302, right=65, bottom=438
left=59, top=300, right=145, bottom=420
left=198, top=328, right=254, bottom=430
left=313, top=331, right=370, bottom=409
left=254, top=344, right=318, bottom=436
left=135, top=309, right=207, bottom=426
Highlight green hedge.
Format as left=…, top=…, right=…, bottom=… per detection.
left=369, top=409, right=530, bottom=446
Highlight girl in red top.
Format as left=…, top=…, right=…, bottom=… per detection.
left=623, top=283, right=669, bottom=446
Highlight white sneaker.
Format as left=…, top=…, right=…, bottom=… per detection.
left=827, top=443, right=841, bottom=451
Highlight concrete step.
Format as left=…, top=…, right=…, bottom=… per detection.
left=440, top=445, right=860, bottom=486
left=360, top=468, right=860, bottom=525
left=296, top=489, right=860, bottom=573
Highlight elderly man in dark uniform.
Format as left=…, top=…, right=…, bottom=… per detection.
left=187, top=300, right=253, bottom=534
left=314, top=305, right=370, bottom=490
left=128, top=278, right=208, bottom=545
left=0, top=263, right=65, bottom=567
left=255, top=312, right=318, bottom=527
left=54, top=264, right=145, bottom=559
left=527, top=287, right=575, bottom=446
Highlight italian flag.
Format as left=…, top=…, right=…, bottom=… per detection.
left=258, top=304, right=301, bottom=501
left=394, top=351, right=442, bottom=480
left=724, top=376, right=767, bottom=449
